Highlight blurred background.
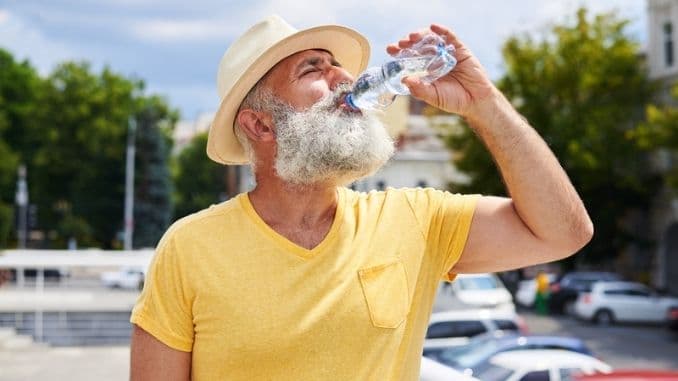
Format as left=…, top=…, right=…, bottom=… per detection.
left=0, top=0, right=677, bottom=380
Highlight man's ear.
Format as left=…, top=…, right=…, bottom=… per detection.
left=236, top=109, right=276, bottom=142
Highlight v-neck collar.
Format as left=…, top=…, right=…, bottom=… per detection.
left=238, top=187, right=346, bottom=260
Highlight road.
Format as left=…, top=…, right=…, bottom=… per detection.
left=522, top=309, right=678, bottom=370
left=433, top=284, right=678, bottom=370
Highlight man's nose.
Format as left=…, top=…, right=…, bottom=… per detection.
left=327, top=66, right=354, bottom=91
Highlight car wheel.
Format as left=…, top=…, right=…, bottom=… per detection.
left=594, top=309, right=614, bottom=326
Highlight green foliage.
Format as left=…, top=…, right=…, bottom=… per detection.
left=173, top=133, right=227, bottom=220
left=133, top=97, right=178, bottom=248
left=629, top=85, right=678, bottom=191
left=33, top=62, right=138, bottom=247
left=0, top=48, right=179, bottom=249
left=445, top=8, right=658, bottom=264
left=0, top=49, right=43, bottom=203
left=0, top=202, right=12, bottom=248
left=57, top=213, right=94, bottom=247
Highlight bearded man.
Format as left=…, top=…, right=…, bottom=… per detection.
left=130, top=15, right=593, bottom=381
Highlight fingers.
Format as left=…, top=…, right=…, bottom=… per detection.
left=386, top=29, right=429, bottom=54
left=386, top=44, right=400, bottom=55
left=430, top=24, right=463, bottom=48
left=387, top=32, right=423, bottom=55
left=386, top=24, right=465, bottom=55
left=399, top=31, right=426, bottom=48
left=402, top=76, right=437, bottom=104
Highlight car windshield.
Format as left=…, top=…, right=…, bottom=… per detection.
left=458, top=276, right=499, bottom=290
left=439, top=336, right=504, bottom=368
left=472, top=361, right=514, bottom=381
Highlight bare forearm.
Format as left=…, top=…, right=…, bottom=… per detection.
left=465, top=87, right=593, bottom=253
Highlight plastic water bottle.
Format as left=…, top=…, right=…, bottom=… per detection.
left=344, top=34, right=456, bottom=111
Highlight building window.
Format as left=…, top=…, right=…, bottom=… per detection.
left=664, top=22, right=674, bottom=67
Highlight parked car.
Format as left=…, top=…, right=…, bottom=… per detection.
left=472, top=349, right=612, bottom=381
left=100, top=267, right=145, bottom=290
left=423, top=331, right=593, bottom=376
left=515, top=274, right=558, bottom=308
left=573, top=370, right=678, bottom=381
left=574, top=281, right=678, bottom=325
left=419, top=357, right=480, bottom=381
left=667, top=306, right=678, bottom=331
left=548, top=272, right=623, bottom=315
left=425, top=308, right=527, bottom=348
left=448, top=273, right=515, bottom=311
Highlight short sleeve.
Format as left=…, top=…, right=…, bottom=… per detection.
left=405, top=189, right=480, bottom=282
left=130, top=233, right=194, bottom=352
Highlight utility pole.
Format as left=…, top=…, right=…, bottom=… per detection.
left=124, top=117, right=137, bottom=250
left=15, top=165, right=28, bottom=249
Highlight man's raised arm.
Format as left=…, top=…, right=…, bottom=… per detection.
left=388, top=24, right=593, bottom=273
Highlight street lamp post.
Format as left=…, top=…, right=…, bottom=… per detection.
left=124, top=117, right=137, bottom=250
left=15, top=164, right=28, bottom=249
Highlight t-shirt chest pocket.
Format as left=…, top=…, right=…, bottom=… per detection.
left=357, top=259, right=410, bottom=329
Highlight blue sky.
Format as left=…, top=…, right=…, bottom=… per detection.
left=0, top=0, right=647, bottom=120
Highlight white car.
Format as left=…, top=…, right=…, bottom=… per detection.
left=425, top=308, right=527, bottom=348
left=420, top=357, right=480, bottom=381
left=473, top=349, right=612, bottom=381
left=446, top=273, right=515, bottom=311
left=574, top=281, right=678, bottom=325
left=100, top=267, right=146, bottom=290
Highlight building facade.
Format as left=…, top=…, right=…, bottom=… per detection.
left=648, top=0, right=678, bottom=294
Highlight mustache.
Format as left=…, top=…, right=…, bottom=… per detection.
left=309, top=83, right=353, bottom=113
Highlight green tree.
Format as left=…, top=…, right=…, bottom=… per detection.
left=631, top=85, right=678, bottom=191
left=32, top=62, right=178, bottom=248
left=0, top=202, right=12, bottom=248
left=0, top=49, right=179, bottom=249
left=445, top=9, right=658, bottom=265
left=173, top=133, right=228, bottom=220
left=133, top=96, right=178, bottom=248
left=0, top=49, right=44, bottom=247
left=33, top=62, right=138, bottom=247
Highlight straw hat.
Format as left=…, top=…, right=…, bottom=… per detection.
left=207, top=15, right=370, bottom=165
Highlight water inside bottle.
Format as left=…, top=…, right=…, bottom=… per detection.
left=384, top=56, right=434, bottom=95
left=345, top=40, right=456, bottom=111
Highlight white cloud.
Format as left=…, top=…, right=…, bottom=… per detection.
left=0, top=11, right=79, bottom=75
left=130, top=18, right=243, bottom=42
left=0, top=9, right=9, bottom=25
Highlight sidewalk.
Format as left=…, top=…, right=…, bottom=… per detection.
left=0, top=343, right=130, bottom=381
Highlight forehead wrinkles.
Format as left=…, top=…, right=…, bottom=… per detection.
left=270, top=49, right=335, bottom=82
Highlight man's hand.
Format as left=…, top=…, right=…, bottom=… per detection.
left=386, top=24, right=496, bottom=117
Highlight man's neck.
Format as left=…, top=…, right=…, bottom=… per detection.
left=248, top=176, right=340, bottom=231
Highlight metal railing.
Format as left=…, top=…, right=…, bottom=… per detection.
left=0, top=249, right=153, bottom=346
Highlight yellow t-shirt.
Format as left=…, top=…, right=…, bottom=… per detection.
left=130, top=187, right=478, bottom=380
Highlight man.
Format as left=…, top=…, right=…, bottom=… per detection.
left=130, top=15, right=592, bottom=380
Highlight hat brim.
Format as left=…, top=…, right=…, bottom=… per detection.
left=207, top=25, right=370, bottom=165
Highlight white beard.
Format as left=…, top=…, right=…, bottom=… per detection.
left=269, top=87, right=395, bottom=186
